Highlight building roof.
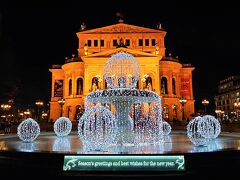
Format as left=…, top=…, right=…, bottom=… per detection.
left=77, top=23, right=166, bottom=34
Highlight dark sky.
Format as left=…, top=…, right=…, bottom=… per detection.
left=1, top=1, right=240, bottom=111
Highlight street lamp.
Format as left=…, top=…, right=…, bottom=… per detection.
left=58, top=98, right=65, bottom=117
left=35, top=100, right=44, bottom=121
left=202, top=99, right=209, bottom=114
left=179, top=97, right=187, bottom=121
left=215, top=109, right=222, bottom=121
left=1, top=104, right=11, bottom=121
left=1, top=104, right=11, bottom=111
left=234, top=102, right=240, bottom=120
left=23, top=109, right=31, bottom=118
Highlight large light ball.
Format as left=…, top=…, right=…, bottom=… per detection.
left=163, top=121, right=171, bottom=135
left=54, top=117, right=72, bottom=137
left=187, top=116, right=210, bottom=146
left=78, top=106, right=117, bottom=151
left=104, top=52, right=140, bottom=89
left=201, top=115, right=221, bottom=139
left=17, top=118, right=40, bottom=142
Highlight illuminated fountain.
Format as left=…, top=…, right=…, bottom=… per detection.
left=79, top=52, right=163, bottom=151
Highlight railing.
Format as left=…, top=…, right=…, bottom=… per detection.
left=182, top=63, right=193, bottom=67
left=161, top=56, right=179, bottom=62
left=65, top=57, right=83, bottom=64
left=52, top=64, right=62, bottom=69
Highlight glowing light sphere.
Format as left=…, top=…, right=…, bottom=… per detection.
left=104, top=52, right=140, bottom=89
left=163, top=121, right=171, bottom=135
left=78, top=106, right=117, bottom=151
left=54, top=117, right=72, bottom=137
left=201, top=115, right=221, bottom=139
left=17, top=118, right=40, bottom=142
left=187, top=116, right=210, bottom=146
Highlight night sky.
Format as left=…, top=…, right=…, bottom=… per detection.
left=1, top=1, right=240, bottom=112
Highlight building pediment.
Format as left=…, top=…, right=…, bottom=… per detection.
left=77, top=23, right=166, bottom=34
left=84, top=48, right=159, bottom=58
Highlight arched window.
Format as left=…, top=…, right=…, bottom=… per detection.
left=145, top=77, right=153, bottom=91
left=161, top=77, right=168, bottom=94
left=76, top=78, right=83, bottom=95
left=91, top=77, right=99, bottom=91
left=172, top=78, right=176, bottom=95
left=68, top=79, right=72, bottom=96
left=163, top=105, right=169, bottom=121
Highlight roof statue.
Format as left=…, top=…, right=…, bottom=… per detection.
left=80, top=23, right=86, bottom=31
left=116, top=12, right=124, bottom=23
left=116, top=38, right=127, bottom=48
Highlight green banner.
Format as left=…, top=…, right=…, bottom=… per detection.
left=63, top=155, right=185, bottom=171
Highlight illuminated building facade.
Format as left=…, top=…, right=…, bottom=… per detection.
left=49, top=21, right=195, bottom=121
left=215, top=76, right=240, bottom=120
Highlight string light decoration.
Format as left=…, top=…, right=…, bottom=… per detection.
left=52, top=137, right=71, bottom=152
left=132, top=101, right=163, bottom=145
left=82, top=52, right=163, bottom=147
left=163, top=121, right=172, bottom=135
left=17, top=118, right=40, bottom=142
left=78, top=106, right=117, bottom=152
left=54, top=117, right=72, bottom=137
left=104, top=52, right=140, bottom=89
left=187, top=116, right=210, bottom=146
left=201, top=115, right=221, bottom=139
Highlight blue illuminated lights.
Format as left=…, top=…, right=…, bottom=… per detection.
left=17, top=118, right=40, bottom=142
left=104, top=52, right=140, bottom=89
left=80, top=52, right=163, bottom=150
left=78, top=106, right=117, bottom=152
left=54, top=117, right=72, bottom=137
left=163, top=121, right=172, bottom=135
left=201, top=115, right=221, bottom=139
left=187, top=115, right=221, bottom=146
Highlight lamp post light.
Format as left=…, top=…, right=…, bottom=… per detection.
left=215, top=109, right=222, bottom=121
left=234, top=102, right=240, bottom=120
left=179, top=97, right=187, bottom=121
left=58, top=98, right=65, bottom=117
left=35, top=100, right=44, bottom=121
left=1, top=104, right=11, bottom=121
left=23, top=109, right=31, bottom=118
left=202, top=99, right=209, bottom=114
left=1, top=104, right=11, bottom=111
left=19, top=112, right=24, bottom=121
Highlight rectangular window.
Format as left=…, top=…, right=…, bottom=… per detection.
left=152, top=39, right=156, bottom=46
left=126, top=39, right=130, bottom=46
left=100, top=40, right=104, bottom=47
left=145, top=39, right=149, bottom=46
left=87, top=40, right=91, bottom=47
left=139, top=39, right=143, bottom=46
left=94, top=40, right=98, bottom=47
left=113, top=39, right=118, bottom=46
